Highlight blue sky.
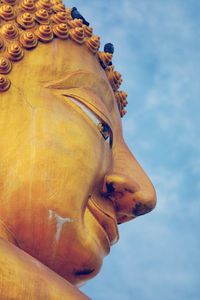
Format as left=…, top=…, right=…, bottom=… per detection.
left=67, top=1, right=200, bottom=299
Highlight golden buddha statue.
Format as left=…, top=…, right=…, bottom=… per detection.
left=0, top=0, right=156, bottom=299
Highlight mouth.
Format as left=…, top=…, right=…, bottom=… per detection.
left=87, top=196, right=119, bottom=246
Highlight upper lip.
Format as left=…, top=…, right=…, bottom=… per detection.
left=87, top=196, right=119, bottom=245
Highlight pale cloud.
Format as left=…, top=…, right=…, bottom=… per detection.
left=123, top=117, right=137, bottom=136
left=152, top=168, right=183, bottom=215
left=146, top=90, right=160, bottom=109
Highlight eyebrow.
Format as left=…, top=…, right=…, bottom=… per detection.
left=44, top=70, right=114, bottom=111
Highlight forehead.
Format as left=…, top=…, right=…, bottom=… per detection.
left=5, top=39, right=121, bottom=134
left=13, top=39, right=121, bottom=126
left=23, top=39, right=107, bottom=82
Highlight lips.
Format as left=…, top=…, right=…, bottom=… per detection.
left=87, top=197, right=119, bottom=245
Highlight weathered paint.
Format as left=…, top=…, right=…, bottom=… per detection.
left=48, top=210, right=74, bottom=242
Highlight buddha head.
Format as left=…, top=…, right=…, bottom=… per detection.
left=0, top=0, right=156, bottom=286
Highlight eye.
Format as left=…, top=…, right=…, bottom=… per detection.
left=97, top=122, right=113, bottom=147
left=67, top=96, right=113, bottom=147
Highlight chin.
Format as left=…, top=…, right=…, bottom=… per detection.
left=53, top=230, right=106, bottom=286
left=12, top=206, right=110, bottom=286
left=65, top=257, right=102, bottom=286
left=45, top=210, right=109, bottom=286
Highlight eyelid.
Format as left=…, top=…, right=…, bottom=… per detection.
left=64, top=96, right=113, bottom=145
left=62, top=92, right=113, bottom=129
left=68, top=96, right=100, bottom=126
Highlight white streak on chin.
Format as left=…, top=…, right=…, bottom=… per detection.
left=48, top=210, right=74, bottom=242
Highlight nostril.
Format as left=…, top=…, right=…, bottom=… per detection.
left=106, top=182, right=115, bottom=193
left=103, top=173, right=140, bottom=195
left=102, top=173, right=157, bottom=221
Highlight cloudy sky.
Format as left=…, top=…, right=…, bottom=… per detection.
left=67, top=1, right=200, bottom=299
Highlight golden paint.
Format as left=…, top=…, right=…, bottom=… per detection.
left=20, top=0, right=36, bottom=13
left=52, top=3, right=65, bottom=13
left=0, top=38, right=157, bottom=295
left=35, top=8, right=50, bottom=24
left=6, top=42, right=24, bottom=61
left=98, top=51, right=113, bottom=68
left=0, top=74, right=10, bottom=91
left=0, top=37, right=5, bottom=51
left=53, top=23, right=69, bottom=39
left=115, top=90, right=128, bottom=107
left=65, top=7, right=72, bottom=20
left=69, top=26, right=85, bottom=44
left=17, top=12, right=35, bottom=29
left=0, top=2, right=157, bottom=298
left=0, top=56, right=12, bottom=74
left=35, top=0, right=53, bottom=12
left=51, top=11, right=67, bottom=24
left=35, top=24, right=53, bottom=42
left=106, top=65, right=123, bottom=91
left=0, top=0, right=128, bottom=117
left=83, top=24, right=93, bottom=37
left=115, top=90, right=128, bottom=116
left=67, top=18, right=83, bottom=28
left=2, top=0, right=17, bottom=6
left=1, top=23, right=19, bottom=40
left=86, top=35, right=100, bottom=54
left=51, top=0, right=63, bottom=4
left=19, top=31, right=38, bottom=49
left=0, top=4, right=15, bottom=21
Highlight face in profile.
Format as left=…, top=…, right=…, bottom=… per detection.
left=0, top=7, right=156, bottom=287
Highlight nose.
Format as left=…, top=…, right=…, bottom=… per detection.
left=102, top=141, right=157, bottom=224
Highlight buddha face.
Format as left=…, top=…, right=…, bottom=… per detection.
left=0, top=39, right=156, bottom=285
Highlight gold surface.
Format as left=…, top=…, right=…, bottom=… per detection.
left=0, top=3, right=157, bottom=300
left=0, top=0, right=127, bottom=116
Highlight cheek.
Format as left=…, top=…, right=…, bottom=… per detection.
left=0, top=103, right=112, bottom=239
left=38, top=103, right=112, bottom=201
left=0, top=91, right=113, bottom=282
